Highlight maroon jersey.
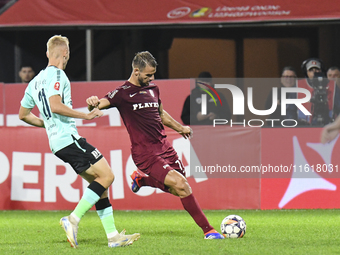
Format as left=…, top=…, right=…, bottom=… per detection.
left=105, top=81, right=177, bottom=169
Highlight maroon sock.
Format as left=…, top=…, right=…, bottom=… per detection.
left=180, top=194, right=213, bottom=233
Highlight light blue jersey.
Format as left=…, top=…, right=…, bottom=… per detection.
left=21, top=66, right=81, bottom=153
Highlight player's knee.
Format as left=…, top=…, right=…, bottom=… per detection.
left=174, top=180, right=192, bottom=198
left=107, top=171, right=115, bottom=184
left=172, top=177, right=190, bottom=194
left=99, top=168, right=114, bottom=186
left=175, top=178, right=187, bottom=190
left=182, top=185, right=192, bottom=197
left=182, top=181, right=192, bottom=195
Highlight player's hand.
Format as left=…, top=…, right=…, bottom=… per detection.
left=321, top=124, right=339, bottom=144
left=179, top=126, right=193, bottom=139
left=86, top=96, right=100, bottom=110
left=197, top=112, right=217, bottom=121
left=86, top=108, right=103, bottom=120
left=207, top=112, right=217, bottom=120
left=196, top=112, right=207, bottom=121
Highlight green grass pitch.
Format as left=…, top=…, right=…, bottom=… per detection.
left=0, top=209, right=339, bottom=255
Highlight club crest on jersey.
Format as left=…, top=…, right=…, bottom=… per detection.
left=149, top=90, right=155, bottom=97
left=54, top=82, right=60, bottom=90
left=133, top=102, right=159, bottom=110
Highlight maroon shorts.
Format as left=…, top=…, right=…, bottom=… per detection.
left=139, top=153, right=185, bottom=184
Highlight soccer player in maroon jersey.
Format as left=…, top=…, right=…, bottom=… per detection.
left=86, top=51, right=224, bottom=239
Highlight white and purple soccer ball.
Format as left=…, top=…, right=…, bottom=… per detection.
left=220, top=214, right=246, bottom=238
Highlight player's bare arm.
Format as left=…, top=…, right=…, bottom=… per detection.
left=19, top=106, right=45, bottom=127
left=159, top=103, right=192, bottom=139
left=49, top=94, right=103, bottom=120
left=86, top=96, right=110, bottom=111
left=321, top=116, right=340, bottom=144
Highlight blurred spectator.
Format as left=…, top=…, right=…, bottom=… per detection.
left=181, top=71, right=231, bottom=125
left=265, top=66, right=298, bottom=126
left=327, top=66, right=340, bottom=118
left=18, top=64, right=35, bottom=83
left=297, top=58, right=335, bottom=126
left=327, top=66, right=340, bottom=81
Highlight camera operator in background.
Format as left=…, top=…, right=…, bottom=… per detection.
left=327, top=66, right=340, bottom=119
left=297, top=58, right=336, bottom=126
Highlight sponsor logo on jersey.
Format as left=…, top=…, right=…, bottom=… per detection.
left=129, top=93, right=137, bottom=97
left=54, top=82, right=60, bottom=90
left=108, top=90, right=118, bottom=99
left=132, top=102, right=159, bottom=111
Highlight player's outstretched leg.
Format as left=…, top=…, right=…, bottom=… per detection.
left=60, top=215, right=79, bottom=248
left=180, top=194, right=225, bottom=239
left=130, top=169, right=171, bottom=193
left=108, top=230, right=141, bottom=247
left=164, top=170, right=224, bottom=239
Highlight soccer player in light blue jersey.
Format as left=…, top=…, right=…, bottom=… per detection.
left=19, top=35, right=140, bottom=248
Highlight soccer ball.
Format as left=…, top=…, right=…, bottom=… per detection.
left=220, top=214, right=246, bottom=238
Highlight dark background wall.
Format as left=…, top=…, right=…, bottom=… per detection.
left=2, top=24, right=339, bottom=83
left=1, top=23, right=340, bottom=118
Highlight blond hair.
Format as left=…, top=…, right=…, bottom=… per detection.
left=46, top=35, right=69, bottom=58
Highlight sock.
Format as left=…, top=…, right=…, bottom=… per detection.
left=71, top=181, right=106, bottom=222
left=180, top=194, right=214, bottom=234
left=95, top=197, right=118, bottom=239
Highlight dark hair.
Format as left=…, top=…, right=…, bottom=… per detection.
left=20, top=64, right=34, bottom=70
left=132, top=51, right=158, bottom=71
left=196, top=71, right=212, bottom=87
left=198, top=71, right=212, bottom=79
left=281, top=66, right=296, bottom=76
left=328, top=66, right=340, bottom=72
